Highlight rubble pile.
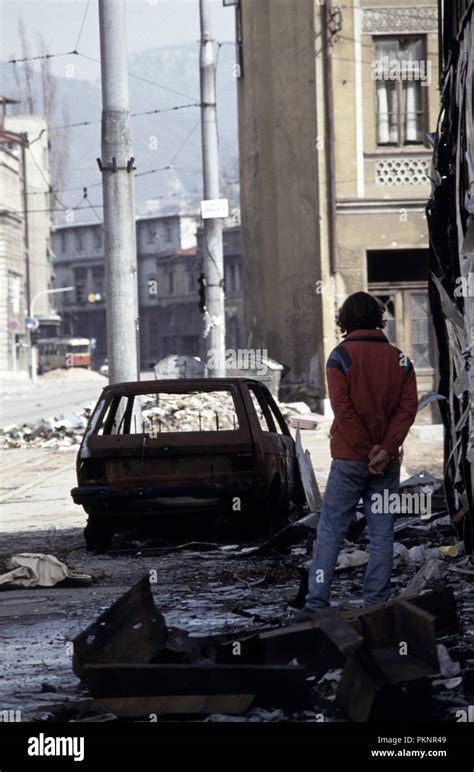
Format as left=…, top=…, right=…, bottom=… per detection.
left=1, top=389, right=325, bottom=448
left=140, top=392, right=329, bottom=435
left=141, top=391, right=241, bottom=432
left=33, top=566, right=473, bottom=723
left=40, top=368, right=107, bottom=382
left=0, top=410, right=92, bottom=450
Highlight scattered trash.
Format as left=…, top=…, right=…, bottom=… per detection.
left=335, top=549, right=368, bottom=571
left=400, top=558, right=445, bottom=597
left=436, top=644, right=461, bottom=678
left=288, top=413, right=327, bottom=431
left=0, top=554, right=95, bottom=588
left=295, top=428, right=323, bottom=512
left=42, top=580, right=459, bottom=724
left=407, top=545, right=442, bottom=564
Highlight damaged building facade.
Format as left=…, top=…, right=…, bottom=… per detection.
left=236, top=0, right=440, bottom=413
left=427, top=0, right=473, bottom=545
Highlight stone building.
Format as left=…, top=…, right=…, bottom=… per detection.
left=52, top=216, right=243, bottom=369
left=0, top=141, right=27, bottom=374
left=234, top=0, right=439, bottom=411
left=0, top=108, right=55, bottom=377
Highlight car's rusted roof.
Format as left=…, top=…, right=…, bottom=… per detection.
left=100, top=377, right=266, bottom=396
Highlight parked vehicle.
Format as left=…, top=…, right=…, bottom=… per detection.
left=71, top=378, right=303, bottom=549
left=99, top=359, right=109, bottom=377
left=37, top=337, right=91, bottom=373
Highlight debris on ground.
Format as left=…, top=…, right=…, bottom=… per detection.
left=0, top=553, right=99, bottom=588
left=0, top=412, right=92, bottom=450
left=295, top=428, right=323, bottom=511
left=39, top=368, right=107, bottom=382
left=30, top=574, right=471, bottom=723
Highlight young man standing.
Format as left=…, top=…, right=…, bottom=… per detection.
left=297, top=291, right=418, bottom=619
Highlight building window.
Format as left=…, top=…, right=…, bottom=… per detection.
left=226, top=315, right=240, bottom=350
left=185, top=271, right=194, bottom=294
left=410, top=292, right=434, bottom=369
left=147, top=225, right=157, bottom=244
left=225, top=265, right=232, bottom=292
left=74, top=268, right=87, bottom=303
left=374, top=37, right=427, bottom=146
left=234, top=263, right=241, bottom=292
left=8, top=273, right=21, bottom=314
left=165, top=223, right=172, bottom=242
left=60, top=231, right=66, bottom=253
left=75, top=231, right=84, bottom=252
left=91, top=268, right=105, bottom=300
left=165, top=271, right=174, bottom=295
left=368, top=249, right=436, bottom=371
left=93, top=228, right=103, bottom=251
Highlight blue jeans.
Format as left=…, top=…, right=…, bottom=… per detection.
left=305, top=458, right=400, bottom=610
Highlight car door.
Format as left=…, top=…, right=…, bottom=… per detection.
left=245, top=383, right=289, bottom=497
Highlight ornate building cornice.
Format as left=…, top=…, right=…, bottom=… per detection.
left=362, top=7, right=438, bottom=35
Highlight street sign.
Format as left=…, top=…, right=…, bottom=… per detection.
left=25, top=317, right=40, bottom=331
left=7, top=320, right=19, bottom=332
left=201, top=198, right=229, bottom=219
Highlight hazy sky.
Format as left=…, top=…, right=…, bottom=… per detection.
left=1, top=0, right=235, bottom=81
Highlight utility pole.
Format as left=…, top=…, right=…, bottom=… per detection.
left=98, top=0, right=139, bottom=384
left=199, top=0, right=226, bottom=377
left=20, top=134, right=33, bottom=379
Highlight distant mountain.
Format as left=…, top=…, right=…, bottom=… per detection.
left=3, top=42, right=239, bottom=223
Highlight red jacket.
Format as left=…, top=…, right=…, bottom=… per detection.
left=326, top=328, right=418, bottom=460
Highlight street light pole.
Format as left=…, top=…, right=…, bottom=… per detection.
left=199, top=0, right=226, bottom=376
left=98, top=0, right=140, bottom=385
left=29, top=286, right=74, bottom=383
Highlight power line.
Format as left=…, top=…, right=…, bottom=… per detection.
left=82, top=187, right=102, bottom=221
left=168, top=118, right=201, bottom=166
left=26, top=145, right=67, bottom=211
left=27, top=102, right=200, bottom=145
left=76, top=52, right=199, bottom=102
left=74, top=0, right=91, bottom=52
left=3, top=47, right=200, bottom=102
left=2, top=51, right=75, bottom=65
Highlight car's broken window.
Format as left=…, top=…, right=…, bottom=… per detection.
left=248, top=387, right=273, bottom=432
left=97, top=390, right=240, bottom=434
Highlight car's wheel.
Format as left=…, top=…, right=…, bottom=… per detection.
left=84, top=515, right=112, bottom=552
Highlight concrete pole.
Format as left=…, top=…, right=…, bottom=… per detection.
left=98, top=0, right=139, bottom=384
left=20, top=135, right=34, bottom=381
left=199, top=0, right=226, bottom=377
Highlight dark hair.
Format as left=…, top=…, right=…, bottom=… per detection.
left=337, top=292, right=386, bottom=335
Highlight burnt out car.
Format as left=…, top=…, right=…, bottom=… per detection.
left=71, top=378, right=303, bottom=549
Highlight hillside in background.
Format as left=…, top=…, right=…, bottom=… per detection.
left=3, top=42, right=240, bottom=223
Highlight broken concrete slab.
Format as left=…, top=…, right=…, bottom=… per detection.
left=400, top=558, right=445, bottom=596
